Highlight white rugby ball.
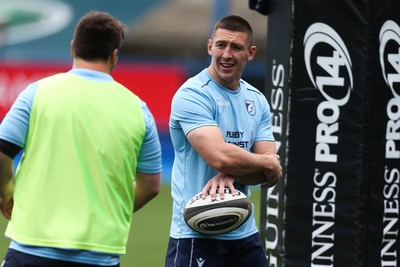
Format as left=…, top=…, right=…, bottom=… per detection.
left=183, top=188, right=252, bottom=235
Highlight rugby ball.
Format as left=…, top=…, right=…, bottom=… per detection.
left=183, top=188, right=252, bottom=235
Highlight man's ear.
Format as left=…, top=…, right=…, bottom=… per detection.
left=112, top=49, right=118, bottom=65
left=207, top=39, right=213, bottom=56
left=247, top=45, right=257, bottom=61
left=70, top=40, right=75, bottom=57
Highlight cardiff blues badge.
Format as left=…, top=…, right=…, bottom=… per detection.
left=245, top=100, right=256, bottom=116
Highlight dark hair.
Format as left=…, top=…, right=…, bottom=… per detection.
left=72, top=11, right=125, bottom=61
left=212, top=15, right=253, bottom=45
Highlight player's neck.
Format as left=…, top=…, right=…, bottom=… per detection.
left=72, top=58, right=113, bottom=74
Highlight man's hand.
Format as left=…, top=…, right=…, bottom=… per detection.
left=201, top=173, right=236, bottom=201
left=0, top=194, right=13, bottom=220
left=0, top=151, right=14, bottom=219
left=261, top=154, right=282, bottom=189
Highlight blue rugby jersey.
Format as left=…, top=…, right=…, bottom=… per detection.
left=169, top=68, right=274, bottom=239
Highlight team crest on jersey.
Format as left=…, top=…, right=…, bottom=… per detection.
left=245, top=100, right=256, bottom=116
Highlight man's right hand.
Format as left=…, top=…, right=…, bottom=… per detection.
left=0, top=194, right=13, bottom=220
left=262, top=154, right=282, bottom=188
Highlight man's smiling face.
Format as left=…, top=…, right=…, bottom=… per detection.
left=207, top=28, right=256, bottom=91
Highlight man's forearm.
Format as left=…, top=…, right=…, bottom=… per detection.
left=0, top=151, right=14, bottom=198
left=133, top=172, right=161, bottom=212
left=215, top=144, right=277, bottom=176
left=233, top=172, right=266, bottom=185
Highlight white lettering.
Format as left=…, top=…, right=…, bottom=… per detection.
left=311, top=170, right=336, bottom=266
left=381, top=167, right=399, bottom=265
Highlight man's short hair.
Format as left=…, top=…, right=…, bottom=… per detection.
left=72, top=11, right=125, bottom=61
left=212, top=15, right=253, bottom=45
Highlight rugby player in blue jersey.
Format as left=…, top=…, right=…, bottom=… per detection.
left=166, top=15, right=282, bottom=267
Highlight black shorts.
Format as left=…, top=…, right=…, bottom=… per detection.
left=2, top=249, right=120, bottom=267
left=165, top=233, right=269, bottom=267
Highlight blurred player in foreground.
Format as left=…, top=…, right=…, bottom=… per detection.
left=165, top=15, right=282, bottom=267
left=0, top=11, right=162, bottom=267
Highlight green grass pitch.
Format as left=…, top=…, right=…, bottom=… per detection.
left=0, top=185, right=262, bottom=266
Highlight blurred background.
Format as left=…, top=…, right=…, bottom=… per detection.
left=0, top=0, right=268, bottom=183
left=0, top=0, right=267, bottom=265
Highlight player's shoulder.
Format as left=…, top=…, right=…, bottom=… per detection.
left=39, top=72, right=70, bottom=83
left=175, top=71, right=212, bottom=99
left=240, top=79, right=263, bottom=96
left=183, top=69, right=211, bottom=89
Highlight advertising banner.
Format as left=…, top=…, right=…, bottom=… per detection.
left=286, top=1, right=372, bottom=266
left=0, top=61, right=185, bottom=182
left=368, top=2, right=400, bottom=266
left=262, top=0, right=400, bottom=266
left=0, top=62, right=184, bottom=128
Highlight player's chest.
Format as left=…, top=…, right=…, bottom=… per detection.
left=213, top=97, right=260, bottom=148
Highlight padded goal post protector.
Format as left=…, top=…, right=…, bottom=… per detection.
left=260, top=0, right=292, bottom=267
left=287, top=1, right=373, bottom=266
left=262, top=0, right=400, bottom=266
left=369, top=1, right=400, bottom=266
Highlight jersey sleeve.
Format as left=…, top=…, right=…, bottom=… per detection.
left=136, top=101, right=162, bottom=174
left=170, top=86, right=218, bottom=135
left=0, top=82, right=38, bottom=148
